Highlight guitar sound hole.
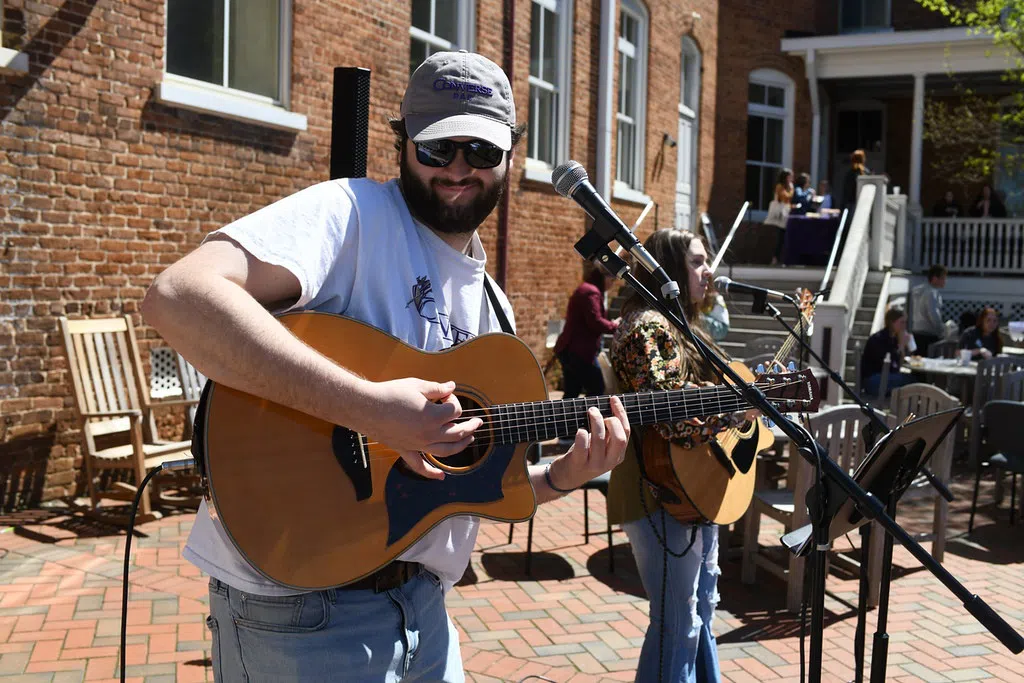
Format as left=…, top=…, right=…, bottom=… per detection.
left=435, top=395, right=488, bottom=470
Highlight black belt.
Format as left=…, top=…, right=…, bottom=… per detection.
left=340, top=561, right=424, bottom=593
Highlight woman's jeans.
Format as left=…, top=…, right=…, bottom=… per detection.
left=206, top=572, right=464, bottom=682
left=623, top=513, right=722, bottom=683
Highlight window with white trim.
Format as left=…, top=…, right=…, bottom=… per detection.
left=166, top=0, right=288, bottom=102
left=745, top=69, right=794, bottom=217
left=615, top=0, right=648, bottom=192
left=527, top=0, right=573, bottom=171
left=839, top=0, right=891, bottom=33
left=410, top=0, right=475, bottom=75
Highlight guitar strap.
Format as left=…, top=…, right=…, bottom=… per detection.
left=483, top=274, right=516, bottom=335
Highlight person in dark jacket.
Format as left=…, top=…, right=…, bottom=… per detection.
left=841, top=149, right=870, bottom=213
left=861, top=308, right=915, bottom=397
left=969, top=184, right=1007, bottom=218
left=931, top=190, right=962, bottom=218
left=790, top=172, right=814, bottom=216
left=553, top=267, right=619, bottom=398
left=959, top=306, right=1003, bottom=359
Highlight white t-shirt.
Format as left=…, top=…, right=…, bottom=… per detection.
left=183, top=178, right=515, bottom=596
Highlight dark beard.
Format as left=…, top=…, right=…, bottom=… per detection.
left=400, top=149, right=505, bottom=235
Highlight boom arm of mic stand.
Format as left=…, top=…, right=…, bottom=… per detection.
left=763, top=303, right=954, bottom=503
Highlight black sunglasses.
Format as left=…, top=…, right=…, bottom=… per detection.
left=414, top=139, right=505, bottom=170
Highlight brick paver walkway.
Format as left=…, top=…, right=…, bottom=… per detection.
left=0, top=470, right=1021, bottom=682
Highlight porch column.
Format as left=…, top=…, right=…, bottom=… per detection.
left=909, top=72, right=925, bottom=208
left=806, top=49, right=820, bottom=184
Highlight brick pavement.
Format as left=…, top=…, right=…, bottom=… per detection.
left=0, top=470, right=1021, bottom=682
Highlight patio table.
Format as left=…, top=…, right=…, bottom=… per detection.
left=781, top=214, right=841, bottom=266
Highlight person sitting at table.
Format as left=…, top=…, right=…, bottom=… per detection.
left=816, top=179, right=833, bottom=210
left=861, top=308, right=916, bottom=397
left=790, top=172, right=814, bottom=216
left=931, top=190, right=962, bottom=218
left=959, top=306, right=1003, bottom=360
left=969, top=184, right=1007, bottom=218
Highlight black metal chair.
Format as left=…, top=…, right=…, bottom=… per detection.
left=969, top=400, right=1024, bottom=532
left=508, top=444, right=617, bottom=575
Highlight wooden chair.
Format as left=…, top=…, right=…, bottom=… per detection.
left=888, top=383, right=961, bottom=562
left=741, top=404, right=896, bottom=611
left=926, top=340, right=958, bottom=359
left=997, top=369, right=1024, bottom=402
left=968, top=357, right=1024, bottom=468
left=59, top=316, right=199, bottom=523
left=969, top=401, right=1024, bottom=531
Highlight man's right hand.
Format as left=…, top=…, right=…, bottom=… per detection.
left=357, top=378, right=482, bottom=480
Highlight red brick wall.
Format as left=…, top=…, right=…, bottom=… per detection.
left=817, top=0, right=954, bottom=35
left=0, top=0, right=722, bottom=502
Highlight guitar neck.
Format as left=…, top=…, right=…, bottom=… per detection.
left=494, top=385, right=752, bottom=445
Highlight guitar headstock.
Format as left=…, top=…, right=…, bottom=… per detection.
left=756, top=369, right=821, bottom=413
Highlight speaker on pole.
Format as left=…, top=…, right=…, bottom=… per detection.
left=330, top=67, right=371, bottom=180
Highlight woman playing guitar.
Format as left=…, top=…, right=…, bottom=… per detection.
left=607, top=229, right=755, bottom=683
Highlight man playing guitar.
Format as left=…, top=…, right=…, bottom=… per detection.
left=142, top=51, right=630, bottom=682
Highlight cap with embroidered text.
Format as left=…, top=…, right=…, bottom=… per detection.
left=401, top=50, right=516, bottom=152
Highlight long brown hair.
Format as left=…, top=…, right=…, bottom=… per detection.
left=977, top=306, right=1003, bottom=353
left=851, top=149, right=866, bottom=174
left=619, top=229, right=722, bottom=382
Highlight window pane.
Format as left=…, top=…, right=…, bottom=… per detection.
left=748, top=83, right=765, bottom=106
left=864, top=0, right=888, bottom=27
left=617, top=121, right=635, bottom=184
left=861, top=110, right=883, bottom=152
left=620, top=53, right=634, bottom=116
left=167, top=0, right=224, bottom=85
left=837, top=110, right=860, bottom=153
left=537, top=88, right=555, bottom=164
left=530, top=2, right=542, bottom=79
left=542, top=6, right=558, bottom=82
left=761, top=166, right=777, bottom=211
left=765, top=117, right=783, bottom=164
left=410, top=38, right=429, bottom=76
left=747, top=115, right=764, bottom=162
left=229, top=0, right=281, bottom=99
left=745, top=164, right=760, bottom=207
left=841, top=0, right=862, bottom=30
left=412, top=0, right=431, bottom=32
left=435, top=0, right=457, bottom=43
left=766, top=85, right=785, bottom=108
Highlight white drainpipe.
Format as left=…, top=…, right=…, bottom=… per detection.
left=596, top=0, right=615, bottom=200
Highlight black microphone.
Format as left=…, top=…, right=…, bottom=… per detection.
left=551, top=161, right=672, bottom=288
left=714, top=276, right=798, bottom=305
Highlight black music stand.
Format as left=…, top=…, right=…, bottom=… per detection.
left=783, top=407, right=964, bottom=682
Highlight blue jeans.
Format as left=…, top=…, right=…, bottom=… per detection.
left=862, top=371, right=913, bottom=398
left=206, top=573, right=464, bottom=682
left=623, top=513, right=722, bottom=683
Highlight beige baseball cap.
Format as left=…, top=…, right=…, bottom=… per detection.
left=401, top=50, right=516, bottom=151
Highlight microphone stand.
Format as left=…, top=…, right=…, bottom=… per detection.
left=577, top=223, right=1023, bottom=683
left=760, top=302, right=956, bottom=682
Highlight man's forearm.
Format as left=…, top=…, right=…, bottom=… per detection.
left=142, top=271, right=371, bottom=430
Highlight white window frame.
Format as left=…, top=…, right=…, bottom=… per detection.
left=524, top=0, right=574, bottom=183
left=157, top=0, right=306, bottom=132
left=614, top=0, right=649, bottom=203
left=409, top=0, right=476, bottom=72
left=746, top=68, right=794, bottom=221
left=839, top=0, right=893, bottom=34
left=676, top=36, right=702, bottom=229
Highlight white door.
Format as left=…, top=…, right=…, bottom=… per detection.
left=675, top=38, right=701, bottom=230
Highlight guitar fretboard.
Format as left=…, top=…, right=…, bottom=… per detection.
left=491, top=386, right=756, bottom=445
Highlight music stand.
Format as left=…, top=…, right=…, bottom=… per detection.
left=783, top=407, right=964, bottom=682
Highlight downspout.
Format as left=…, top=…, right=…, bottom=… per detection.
left=806, top=48, right=820, bottom=185
left=496, top=0, right=516, bottom=288
left=596, top=0, right=616, bottom=200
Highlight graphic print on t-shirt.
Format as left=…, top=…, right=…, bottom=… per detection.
left=407, top=275, right=473, bottom=346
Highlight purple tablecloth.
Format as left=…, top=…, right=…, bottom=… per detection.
left=782, top=215, right=842, bottom=266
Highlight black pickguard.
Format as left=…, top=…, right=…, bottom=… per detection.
left=383, top=444, right=516, bottom=546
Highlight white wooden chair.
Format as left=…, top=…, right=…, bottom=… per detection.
left=888, top=383, right=961, bottom=563
left=742, top=404, right=897, bottom=611
left=59, top=316, right=200, bottom=523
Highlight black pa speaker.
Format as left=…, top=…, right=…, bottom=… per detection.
left=330, top=67, right=371, bottom=180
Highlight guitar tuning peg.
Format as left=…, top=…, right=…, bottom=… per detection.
left=787, top=361, right=796, bottom=371
left=756, top=363, right=765, bottom=375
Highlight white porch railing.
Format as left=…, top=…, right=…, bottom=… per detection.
left=909, top=218, right=1024, bottom=275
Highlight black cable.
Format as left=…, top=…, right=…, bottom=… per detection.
left=121, top=459, right=195, bottom=683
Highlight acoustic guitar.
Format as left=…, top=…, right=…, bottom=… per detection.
left=194, top=312, right=819, bottom=590
left=644, top=289, right=819, bottom=525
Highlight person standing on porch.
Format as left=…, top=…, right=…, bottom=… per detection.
left=970, top=184, right=1007, bottom=218
left=910, top=264, right=947, bottom=355
left=840, top=149, right=870, bottom=213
